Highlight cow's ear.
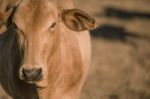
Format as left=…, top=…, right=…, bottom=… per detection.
left=0, top=8, right=13, bottom=34
left=61, top=9, right=95, bottom=31
left=0, top=0, right=22, bottom=35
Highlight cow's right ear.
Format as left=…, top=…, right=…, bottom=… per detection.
left=60, top=9, right=95, bottom=31
left=0, top=8, right=13, bottom=34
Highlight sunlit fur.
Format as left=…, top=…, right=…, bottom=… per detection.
left=0, top=0, right=91, bottom=99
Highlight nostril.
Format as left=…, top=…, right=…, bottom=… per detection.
left=34, top=68, right=43, bottom=80
left=22, top=68, right=31, bottom=80
left=22, top=68, right=43, bottom=82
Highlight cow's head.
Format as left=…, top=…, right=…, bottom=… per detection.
left=1, top=0, right=95, bottom=87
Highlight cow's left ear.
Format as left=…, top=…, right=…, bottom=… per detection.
left=61, top=9, right=95, bottom=31
left=0, top=8, right=13, bottom=34
left=0, top=0, right=22, bottom=35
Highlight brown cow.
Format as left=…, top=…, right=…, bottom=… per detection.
left=0, top=0, right=95, bottom=99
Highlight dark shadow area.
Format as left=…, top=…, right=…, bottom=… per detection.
left=109, top=94, right=119, bottom=99
left=0, top=25, right=39, bottom=99
left=90, top=24, right=150, bottom=42
left=97, top=7, right=150, bottom=19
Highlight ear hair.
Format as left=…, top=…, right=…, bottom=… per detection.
left=60, top=9, right=95, bottom=31
left=0, top=0, right=23, bottom=34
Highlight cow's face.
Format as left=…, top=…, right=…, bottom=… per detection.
left=11, top=0, right=95, bottom=87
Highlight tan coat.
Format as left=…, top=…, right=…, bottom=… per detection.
left=0, top=0, right=95, bottom=99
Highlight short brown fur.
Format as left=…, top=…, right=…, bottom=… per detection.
left=0, top=0, right=94, bottom=99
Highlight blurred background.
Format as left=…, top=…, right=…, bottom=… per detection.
left=74, top=0, right=150, bottom=99
left=0, top=0, right=150, bottom=99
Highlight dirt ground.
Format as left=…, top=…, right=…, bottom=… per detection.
left=0, top=0, right=150, bottom=99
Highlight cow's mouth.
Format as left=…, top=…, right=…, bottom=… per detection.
left=20, top=78, right=48, bottom=88
left=35, top=79, right=48, bottom=88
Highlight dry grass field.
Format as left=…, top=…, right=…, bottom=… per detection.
left=0, top=0, right=150, bottom=99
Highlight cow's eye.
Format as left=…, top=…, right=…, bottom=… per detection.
left=49, top=22, right=56, bottom=32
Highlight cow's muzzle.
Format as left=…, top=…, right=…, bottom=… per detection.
left=20, top=67, right=43, bottom=83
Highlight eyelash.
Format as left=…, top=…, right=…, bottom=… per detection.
left=49, top=22, right=56, bottom=32
left=50, top=22, right=56, bottom=29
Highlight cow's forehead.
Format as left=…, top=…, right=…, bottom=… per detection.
left=13, top=0, right=58, bottom=33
